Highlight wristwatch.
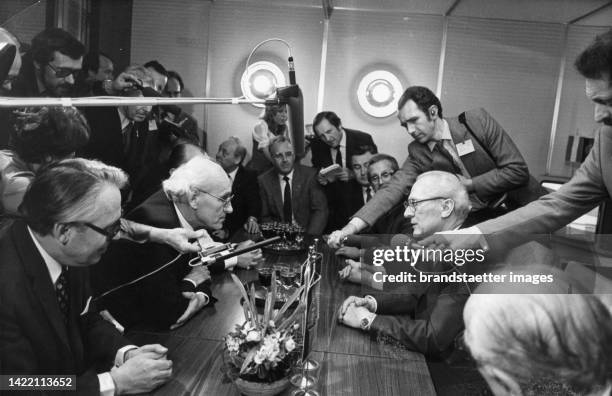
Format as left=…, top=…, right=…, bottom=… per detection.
left=341, top=235, right=349, bottom=245
left=360, top=316, right=371, bottom=330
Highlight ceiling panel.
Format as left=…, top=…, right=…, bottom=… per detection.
left=332, top=0, right=456, bottom=15
left=442, top=0, right=610, bottom=24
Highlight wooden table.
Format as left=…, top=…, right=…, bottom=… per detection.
left=127, top=243, right=436, bottom=395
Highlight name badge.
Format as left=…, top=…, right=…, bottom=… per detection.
left=456, top=139, right=475, bottom=156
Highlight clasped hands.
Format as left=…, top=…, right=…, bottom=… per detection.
left=337, top=296, right=376, bottom=329
left=110, top=344, right=172, bottom=394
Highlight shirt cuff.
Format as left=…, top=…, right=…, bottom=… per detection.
left=115, top=345, right=138, bottom=367
left=363, top=312, right=377, bottom=330
left=98, top=372, right=115, bottom=396
left=225, top=256, right=238, bottom=269
left=183, top=278, right=198, bottom=288
left=196, top=291, right=210, bottom=306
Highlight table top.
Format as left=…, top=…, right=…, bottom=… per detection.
left=127, top=243, right=436, bottom=395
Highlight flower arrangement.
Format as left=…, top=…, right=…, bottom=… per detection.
left=224, top=272, right=305, bottom=383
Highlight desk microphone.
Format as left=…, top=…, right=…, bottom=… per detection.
left=196, top=236, right=281, bottom=266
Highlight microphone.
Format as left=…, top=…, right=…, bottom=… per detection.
left=288, top=56, right=296, bottom=85
left=198, top=236, right=281, bottom=266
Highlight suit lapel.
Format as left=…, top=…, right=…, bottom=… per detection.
left=232, top=166, right=245, bottom=193
left=14, top=223, right=72, bottom=352
left=601, top=127, right=612, bottom=196
left=270, top=173, right=284, bottom=219
left=447, top=115, right=495, bottom=177
left=291, top=166, right=303, bottom=216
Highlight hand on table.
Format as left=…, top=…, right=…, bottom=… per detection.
left=338, top=259, right=362, bottom=283
left=339, top=295, right=376, bottom=319
left=236, top=240, right=264, bottom=269
left=171, top=292, right=209, bottom=330
left=243, top=217, right=260, bottom=234
left=338, top=304, right=373, bottom=329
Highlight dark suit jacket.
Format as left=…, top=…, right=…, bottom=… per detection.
left=480, top=125, right=612, bottom=251
left=80, top=107, right=165, bottom=209
left=0, top=221, right=130, bottom=395
left=258, top=164, right=328, bottom=235
left=356, top=108, right=530, bottom=226
left=311, top=128, right=377, bottom=231
left=223, top=165, right=261, bottom=238
left=92, top=190, right=216, bottom=330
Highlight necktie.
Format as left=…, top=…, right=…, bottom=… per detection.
left=55, top=266, right=69, bottom=324
left=365, top=187, right=372, bottom=202
left=335, top=146, right=343, bottom=167
left=283, top=176, right=292, bottom=222
left=434, top=140, right=461, bottom=174
left=122, top=122, right=137, bottom=156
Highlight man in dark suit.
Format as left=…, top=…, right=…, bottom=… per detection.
left=81, top=65, right=164, bottom=208
left=328, top=86, right=532, bottom=247
left=337, top=171, right=473, bottom=357
left=259, top=135, right=328, bottom=235
left=0, top=158, right=172, bottom=395
left=311, top=111, right=377, bottom=231
left=95, top=156, right=262, bottom=330
left=215, top=137, right=261, bottom=240
left=420, top=29, right=612, bottom=255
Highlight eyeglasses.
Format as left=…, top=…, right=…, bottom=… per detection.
left=46, top=63, right=79, bottom=79
left=272, top=152, right=294, bottom=161
left=195, top=188, right=234, bottom=208
left=369, top=170, right=396, bottom=184
left=70, top=219, right=123, bottom=241
left=403, top=196, right=448, bottom=211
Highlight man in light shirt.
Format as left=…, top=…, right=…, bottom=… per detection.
left=0, top=158, right=171, bottom=395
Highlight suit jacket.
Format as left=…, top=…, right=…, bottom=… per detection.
left=223, top=166, right=261, bottom=238
left=92, top=190, right=216, bottom=330
left=311, top=128, right=377, bottom=231
left=80, top=107, right=165, bottom=209
left=356, top=108, right=530, bottom=226
left=480, top=125, right=612, bottom=251
left=0, top=221, right=130, bottom=395
left=258, top=164, right=328, bottom=235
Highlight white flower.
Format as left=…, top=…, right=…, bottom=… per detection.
left=246, top=330, right=261, bottom=342
left=284, top=338, right=296, bottom=352
left=226, top=336, right=241, bottom=353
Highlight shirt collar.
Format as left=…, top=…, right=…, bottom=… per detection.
left=279, top=169, right=294, bottom=183
left=172, top=203, right=215, bottom=249
left=427, top=119, right=452, bottom=151
left=118, top=108, right=132, bottom=131
left=27, top=226, right=63, bottom=284
left=227, top=167, right=239, bottom=182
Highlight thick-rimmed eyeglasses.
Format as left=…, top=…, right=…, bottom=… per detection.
left=46, top=63, right=79, bottom=79
left=403, top=196, right=448, bottom=211
left=69, top=219, right=123, bottom=241
left=195, top=188, right=234, bottom=208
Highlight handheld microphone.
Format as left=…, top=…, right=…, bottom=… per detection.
left=196, top=236, right=281, bottom=266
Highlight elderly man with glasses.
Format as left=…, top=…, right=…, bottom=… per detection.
left=95, top=155, right=262, bottom=331
left=0, top=158, right=173, bottom=395
left=337, top=171, right=475, bottom=358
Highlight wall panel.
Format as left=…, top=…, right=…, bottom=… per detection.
left=324, top=10, right=443, bottom=163
left=206, top=2, right=323, bottom=158
left=442, top=18, right=564, bottom=175
left=131, top=0, right=211, bottom=140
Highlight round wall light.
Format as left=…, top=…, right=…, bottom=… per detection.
left=241, top=61, right=286, bottom=107
left=356, top=70, right=403, bottom=118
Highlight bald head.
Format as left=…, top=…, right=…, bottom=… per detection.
left=464, top=270, right=612, bottom=395
left=405, top=171, right=470, bottom=237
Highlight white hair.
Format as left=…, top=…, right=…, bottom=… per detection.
left=162, top=155, right=226, bottom=203
left=416, top=171, right=471, bottom=221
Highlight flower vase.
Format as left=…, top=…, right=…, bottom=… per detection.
left=233, top=376, right=290, bottom=396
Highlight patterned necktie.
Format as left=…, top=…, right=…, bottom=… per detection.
left=55, top=266, right=69, bottom=324
left=283, top=176, right=292, bottom=222
left=365, top=187, right=372, bottom=202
